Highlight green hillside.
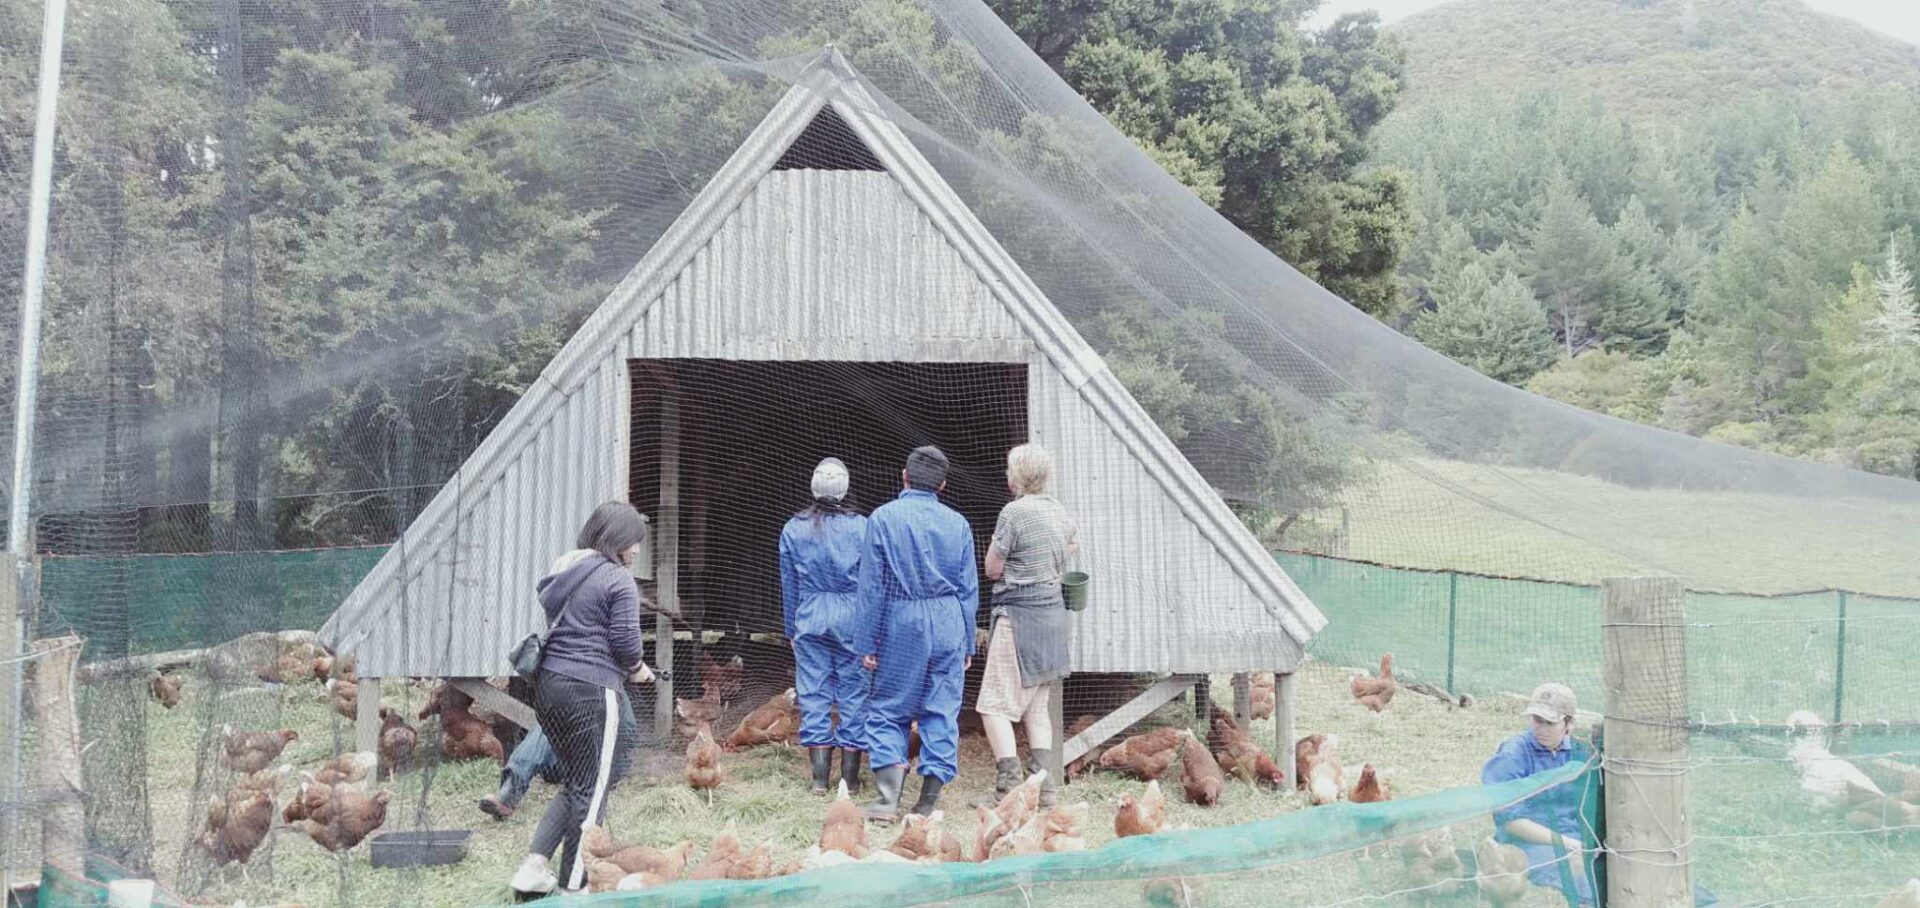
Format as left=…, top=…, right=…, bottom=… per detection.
left=1392, top=0, right=1920, bottom=120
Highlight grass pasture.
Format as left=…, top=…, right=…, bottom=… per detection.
left=1319, top=458, right=1920, bottom=597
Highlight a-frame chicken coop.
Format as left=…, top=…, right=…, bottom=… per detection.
left=320, top=48, right=1328, bottom=782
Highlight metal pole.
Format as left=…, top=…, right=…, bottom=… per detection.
left=8, top=0, right=66, bottom=557
left=1832, top=590, right=1848, bottom=725
left=8, top=0, right=70, bottom=895
left=1444, top=571, right=1458, bottom=694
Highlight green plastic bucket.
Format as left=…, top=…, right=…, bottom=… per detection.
left=1062, top=571, right=1090, bottom=612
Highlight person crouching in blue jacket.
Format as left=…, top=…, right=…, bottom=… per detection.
left=780, top=457, right=870, bottom=796
left=1481, top=682, right=1596, bottom=904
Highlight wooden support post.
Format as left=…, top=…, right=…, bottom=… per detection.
left=1231, top=673, right=1252, bottom=728
left=0, top=553, right=19, bottom=880
left=1276, top=671, right=1298, bottom=790
left=450, top=677, right=535, bottom=731
left=31, top=635, right=85, bottom=876
left=1061, top=675, right=1200, bottom=765
left=356, top=676, right=383, bottom=757
left=1602, top=577, right=1692, bottom=907
left=1046, top=683, right=1066, bottom=786
left=654, top=390, right=680, bottom=740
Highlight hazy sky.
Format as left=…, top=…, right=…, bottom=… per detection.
left=1309, top=0, right=1920, bottom=47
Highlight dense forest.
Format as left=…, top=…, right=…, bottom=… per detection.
left=4, top=0, right=1915, bottom=562
left=0, top=0, right=1405, bottom=552
left=1375, top=0, right=1920, bottom=480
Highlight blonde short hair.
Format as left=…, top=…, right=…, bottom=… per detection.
left=1006, top=443, right=1054, bottom=497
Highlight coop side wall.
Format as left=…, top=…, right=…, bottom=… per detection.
left=326, top=352, right=626, bottom=678
left=1033, top=364, right=1305, bottom=675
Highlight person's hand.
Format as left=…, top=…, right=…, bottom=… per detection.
left=965, top=657, right=973, bottom=671
left=862, top=655, right=878, bottom=671
left=628, top=663, right=656, bottom=684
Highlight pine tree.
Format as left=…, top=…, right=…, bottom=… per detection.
left=1413, top=262, right=1558, bottom=384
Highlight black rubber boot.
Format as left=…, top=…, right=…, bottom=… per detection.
left=864, top=764, right=907, bottom=822
left=910, top=775, right=945, bottom=816
left=1029, top=749, right=1058, bottom=807
left=993, top=757, right=1022, bottom=798
left=839, top=748, right=863, bottom=794
left=808, top=747, right=833, bottom=795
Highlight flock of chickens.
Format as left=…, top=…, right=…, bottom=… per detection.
left=150, top=641, right=530, bottom=876
left=150, top=638, right=1602, bottom=904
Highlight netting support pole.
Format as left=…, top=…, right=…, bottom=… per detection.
left=1275, top=671, right=1297, bottom=790
left=1045, top=683, right=1065, bottom=787
left=653, top=389, right=680, bottom=739
left=31, top=636, right=84, bottom=881
left=1444, top=571, right=1458, bottom=694
left=356, top=677, right=383, bottom=757
left=1601, top=577, right=1691, bottom=908
left=1230, top=673, right=1251, bottom=727
left=8, top=0, right=68, bottom=895
left=0, top=553, right=16, bottom=895
left=1831, top=590, right=1847, bottom=725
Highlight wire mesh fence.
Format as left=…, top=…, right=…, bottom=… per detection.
left=1, top=0, right=1918, bottom=906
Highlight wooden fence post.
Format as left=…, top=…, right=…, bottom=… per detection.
left=356, top=677, right=383, bottom=757
left=654, top=388, right=680, bottom=740
left=0, top=553, right=19, bottom=887
left=1601, top=577, right=1692, bottom=907
left=1275, top=671, right=1298, bottom=790
left=32, top=635, right=85, bottom=877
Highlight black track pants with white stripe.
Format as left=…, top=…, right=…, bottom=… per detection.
left=530, top=668, right=635, bottom=890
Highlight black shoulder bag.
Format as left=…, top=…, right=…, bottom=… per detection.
left=510, top=557, right=604, bottom=680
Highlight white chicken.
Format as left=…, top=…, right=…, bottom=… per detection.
left=1784, top=710, right=1883, bottom=811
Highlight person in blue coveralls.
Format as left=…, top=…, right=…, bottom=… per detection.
left=780, top=456, right=870, bottom=796
left=856, top=445, right=980, bottom=821
left=1481, top=682, right=1597, bottom=904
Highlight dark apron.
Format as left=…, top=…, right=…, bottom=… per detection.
left=991, top=582, right=1071, bottom=686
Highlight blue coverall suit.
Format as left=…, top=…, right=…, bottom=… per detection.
left=854, top=488, right=979, bottom=784
left=1481, top=732, right=1597, bottom=904
left=779, top=511, right=871, bottom=750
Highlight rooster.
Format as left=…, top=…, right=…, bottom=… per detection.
left=1351, top=654, right=1397, bottom=712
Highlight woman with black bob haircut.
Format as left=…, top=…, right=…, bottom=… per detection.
left=509, top=500, right=656, bottom=896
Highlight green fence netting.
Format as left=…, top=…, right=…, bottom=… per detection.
left=38, top=547, right=385, bottom=654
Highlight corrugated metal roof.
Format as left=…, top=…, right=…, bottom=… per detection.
left=320, top=49, right=1323, bottom=677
